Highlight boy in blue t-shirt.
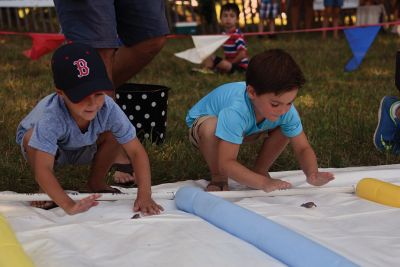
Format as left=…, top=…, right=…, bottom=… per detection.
left=16, top=43, right=163, bottom=215
left=186, top=49, right=335, bottom=191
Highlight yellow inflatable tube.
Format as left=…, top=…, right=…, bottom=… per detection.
left=356, top=178, right=400, bottom=208
left=0, top=214, right=34, bottom=267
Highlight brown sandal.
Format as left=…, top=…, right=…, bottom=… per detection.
left=95, top=188, right=122, bottom=194
left=206, top=181, right=229, bottom=191
left=112, top=164, right=133, bottom=174
left=31, top=201, right=58, bottom=210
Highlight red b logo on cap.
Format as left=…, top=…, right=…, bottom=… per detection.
left=73, top=59, right=90, bottom=78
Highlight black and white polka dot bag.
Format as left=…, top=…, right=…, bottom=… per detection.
left=116, top=83, right=169, bottom=144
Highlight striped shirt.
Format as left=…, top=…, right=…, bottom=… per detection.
left=222, top=28, right=249, bottom=68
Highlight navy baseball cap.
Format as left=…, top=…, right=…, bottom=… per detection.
left=51, top=42, right=113, bottom=103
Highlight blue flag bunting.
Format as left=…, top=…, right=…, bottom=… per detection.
left=344, top=26, right=381, bottom=72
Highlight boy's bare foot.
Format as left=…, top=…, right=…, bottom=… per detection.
left=64, top=194, right=102, bottom=215
left=112, top=164, right=136, bottom=186
left=307, top=172, right=334, bottom=186
left=206, top=181, right=229, bottom=191
left=263, top=178, right=291, bottom=192
left=113, top=171, right=135, bottom=185
left=31, top=201, right=58, bottom=210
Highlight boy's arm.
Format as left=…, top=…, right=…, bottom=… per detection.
left=33, top=149, right=100, bottom=214
left=218, top=139, right=270, bottom=190
left=290, top=132, right=334, bottom=186
left=122, top=138, right=163, bottom=215
left=252, top=128, right=289, bottom=177
left=290, top=132, right=318, bottom=177
left=230, top=49, right=247, bottom=64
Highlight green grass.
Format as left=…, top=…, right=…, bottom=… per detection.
left=0, top=32, right=399, bottom=193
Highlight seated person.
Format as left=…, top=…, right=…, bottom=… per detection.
left=202, top=3, right=249, bottom=74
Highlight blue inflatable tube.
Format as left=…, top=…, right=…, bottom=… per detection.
left=175, top=186, right=357, bottom=267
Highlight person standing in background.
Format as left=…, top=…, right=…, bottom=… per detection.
left=53, top=0, right=169, bottom=88
left=322, top=0, right=343, bottom=39
left=290, top=0, right=314, bottom=30
left=258, top=0, right=279, bottom=37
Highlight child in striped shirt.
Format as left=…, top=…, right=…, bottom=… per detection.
left=203, top=3, right=249, bottom=74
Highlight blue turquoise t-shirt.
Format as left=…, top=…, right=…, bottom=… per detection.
left=186, top=82, right=303, bottom=144
left=16, top=93, right=136, bottom=155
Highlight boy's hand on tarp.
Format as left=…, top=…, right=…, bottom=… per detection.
left=65, top=194, right=101, bottom=215
left=307, top=172, right=335, bottom=186
left=262, top=177, right=292, bottom=192
left=134, top=196, right=164, bottom=216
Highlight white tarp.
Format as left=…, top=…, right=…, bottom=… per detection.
left=1, top=164, right=400, bottom=267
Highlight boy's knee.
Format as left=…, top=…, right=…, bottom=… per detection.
left=269, top=127, right=289, bottom=140
left=97, top=131, right=118, bottom=146
left=217, top=60, right=233, bottom=73
left=198, top=117, right=218, bottom=139
left=269, top=127, right=283, bottom=135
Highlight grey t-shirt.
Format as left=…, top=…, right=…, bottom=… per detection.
left=16, top=93, right=136, bottom=155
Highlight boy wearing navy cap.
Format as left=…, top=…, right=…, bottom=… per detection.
left=16, top=43, right=163, bottom=215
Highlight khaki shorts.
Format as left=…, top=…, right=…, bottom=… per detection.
left=188, top=116, right=269, bottom=148
left=188, top=116, right=215, bottom=149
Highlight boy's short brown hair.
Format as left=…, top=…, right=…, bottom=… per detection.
left=220, top=3, right=240, bottom=18
left=246, top=49, right=306, bottom=95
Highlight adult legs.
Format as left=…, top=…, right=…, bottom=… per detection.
left=97, top=36, right=166, bottom=90
left=332, top=7, right=341, bottom=39
left=322, top=6, right=333, bottom=39
left=304, top=0, right=314, bottom=29
left=290, top=0, right=301, bottom=30
left=112, top=36, right=167, bottom=88
left=258, top=18, right=266, bottom=33
left=97, top=48, right=116, bottom=97
left=269, top=2, right=278, bottom=33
